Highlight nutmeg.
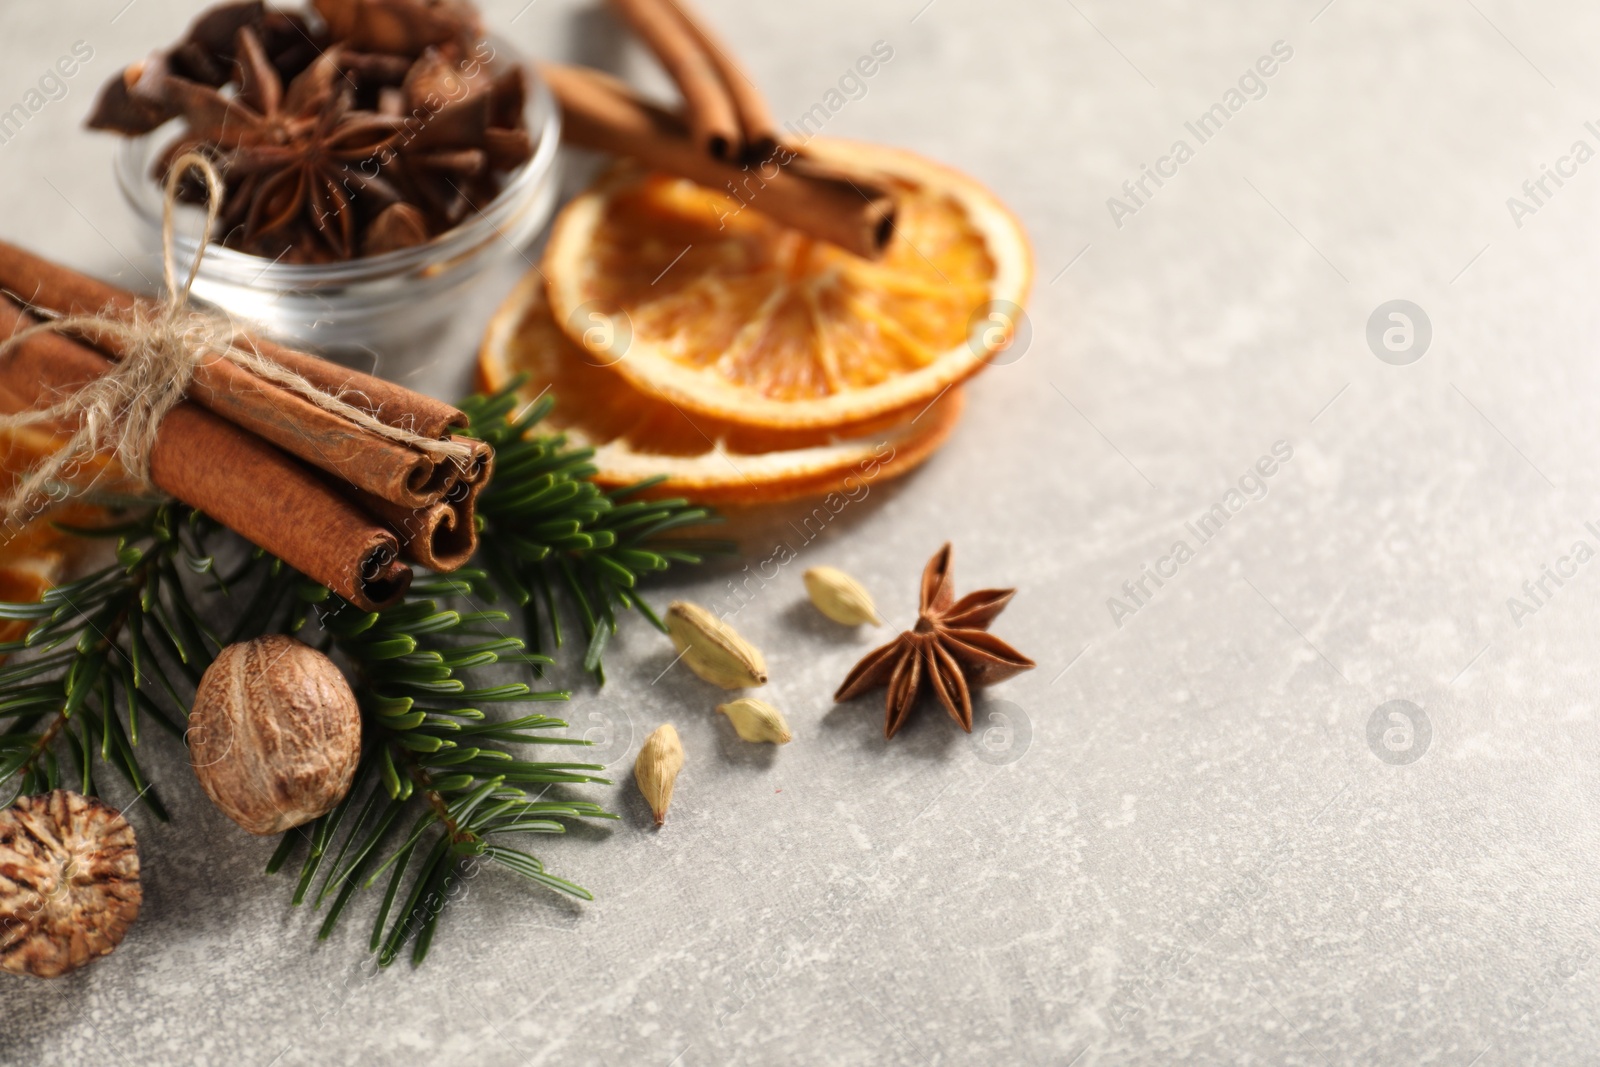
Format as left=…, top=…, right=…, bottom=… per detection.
left=0, top=790, right=141, bottom=979
left=188, top=635, right=361, bottom=835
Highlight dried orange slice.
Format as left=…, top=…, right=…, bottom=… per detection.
left=479, top=270, right=964, bottom=505
left=0, top=548, right=65, bottom=645
left=541, top=139, right=1031, bottom=432
left=0, top=430, right=114, bottom=645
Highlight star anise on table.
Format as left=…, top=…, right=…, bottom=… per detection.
left=834, top=544, right=1036, bottom=739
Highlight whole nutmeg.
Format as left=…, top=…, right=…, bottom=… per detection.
left=0, top=790, right=141, bottom=979
left=189, top=635, right=361, bottom=836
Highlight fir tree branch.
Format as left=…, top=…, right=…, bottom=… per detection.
left=0, top=506, right=223, bottom=817
left=264, top=570, right=616, bottom=965
left=462, top=378, right=731, bottom=683
left=0, top=386, right=724, bottom=965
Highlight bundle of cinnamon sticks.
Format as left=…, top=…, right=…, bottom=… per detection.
left=0, top=242, right=490, bottom=611
left=543, top=0, right=899, bottom=260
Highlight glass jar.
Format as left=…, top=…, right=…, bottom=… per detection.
left=112, top=44, right=560, bottom=357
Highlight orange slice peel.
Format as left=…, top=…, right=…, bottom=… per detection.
left=479, top=271, right=965, bottom=505
left=541, top=138, right=1032, bottom=433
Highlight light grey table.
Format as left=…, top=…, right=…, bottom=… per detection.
left=5, top=1, right=1600, bottom=1063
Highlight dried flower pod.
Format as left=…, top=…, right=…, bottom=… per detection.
left=634, top=724, right=684, bottom=827
left=665, top=601, right=767, bottom=689
left=803, top=566, right=880, bottom=626
left=0, top=791, right=141, bottom=979
left=189, top=635, right=362, bottom=836
left=716, top=698, right=793, bottom=744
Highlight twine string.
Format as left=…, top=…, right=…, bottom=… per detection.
left=0, top=151, right=473, bottom=521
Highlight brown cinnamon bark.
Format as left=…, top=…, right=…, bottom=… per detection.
left=449, top=435, right=495, bottom=485
left=0, top=240, right=466, bottom=506
left=542, top=64, right=897, bottom=259
left=661, top=0, right=782, bottom=159
left=357, top=443, right=490, bottom=572
left=250, top=340, right=467, bottom=440
left=0, top=296, right=410, bottom=610
left=356, top=480, right=477, bottom=572
left=608, top=0, right=741, bottom=160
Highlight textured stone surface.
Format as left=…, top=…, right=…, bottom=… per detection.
left=4, top=0, right=1600, bottom=1063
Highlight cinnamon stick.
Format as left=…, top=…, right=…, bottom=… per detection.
left=0, top=296, right=411, bottom=611
left=0, top=241, right=467, bottom=507
left=448, top=435, right=495, bottom=485
left=660, top=0, right=782, bottom=160
left=608, top=0, right=741, bottom=160
left=358, top=444, right=491, bottom=571
left=356, top=479, right=477, bottom=572
left=542, top=64, right=897, bottom=259
left=250, top=340, right=467, bottom=440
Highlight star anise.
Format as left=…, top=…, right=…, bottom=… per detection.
left=834, top=544, right=1035, bottom=739
left=381, top=49, right=533, bottom=228
left=86, top=2, right=321, bottom=134
left=148, top=31, right=407, bottom=261
left=235, top=40, right=411, bottom=259
left=86, top=0, right=535, bottom=264
left=170, top=2, right=322, bottom=89
left=312, top=0, right=484, bottom=57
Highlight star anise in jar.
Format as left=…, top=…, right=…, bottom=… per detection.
left=86, top=2, right=323, bottom=134
left=835, top=544, right=1035, bottom=739
left=86, top=0, right=536, bottom=264
left=385, top=47, right=533, bottom=230
left=168, top=2, right=323, bottom=89
left=159, top=31, right=408, bottom=261
left=312, top=0, right=484, bottom=57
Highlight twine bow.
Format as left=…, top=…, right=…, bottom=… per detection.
left=0, top=152, right=473, bottom=520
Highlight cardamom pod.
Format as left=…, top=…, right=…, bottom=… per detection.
left=665, top=601, right=767, bottom=689
left=803, top=566, right=881, bottom=626
left=716, top=698, right=794, bottom=744
left=635, top=723, right=684, bottom=827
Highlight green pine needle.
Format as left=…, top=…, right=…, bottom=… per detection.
left=0, top=384, right=725, bottom=966
left=461, top=377, right=731, bottom=683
